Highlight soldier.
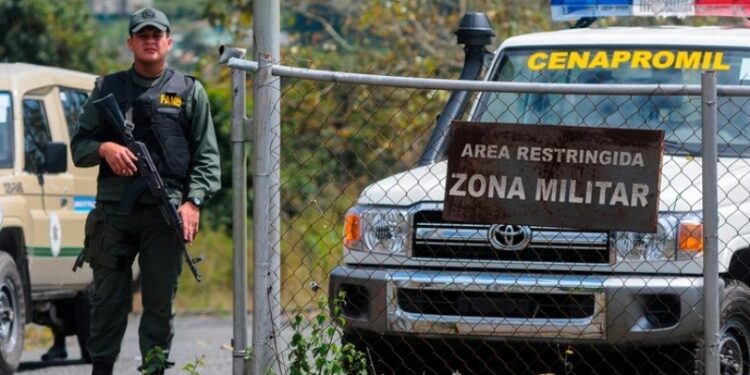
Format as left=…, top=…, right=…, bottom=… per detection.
left=70, top=7, right=221, bottom=375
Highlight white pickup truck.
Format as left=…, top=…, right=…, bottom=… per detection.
left=329, top=14, right=750, bottom=375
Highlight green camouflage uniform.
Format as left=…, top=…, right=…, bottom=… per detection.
left=70, top=67, right=220, bottom=367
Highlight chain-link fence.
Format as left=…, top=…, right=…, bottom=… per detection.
left=222, top=47, right=750, bottom=374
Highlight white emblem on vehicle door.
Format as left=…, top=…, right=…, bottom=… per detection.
left=49, top=213, right=62, bottom=257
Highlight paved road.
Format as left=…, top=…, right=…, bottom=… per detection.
left=19, top=314, right=237, bottom=374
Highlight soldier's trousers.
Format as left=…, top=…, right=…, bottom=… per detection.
left=87, top=202, right=183, bottom=364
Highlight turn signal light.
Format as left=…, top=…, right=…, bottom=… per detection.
left=678, top=222, right=703, bottom=252
left=343, top=212, right=361, bottom=247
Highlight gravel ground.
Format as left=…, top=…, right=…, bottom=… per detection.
left=18, top=314, right=237, bottom=374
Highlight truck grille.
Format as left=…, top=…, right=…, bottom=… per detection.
left=397, top=288, right=595, bottom=319
left=412, top=210, right=611, bottom=264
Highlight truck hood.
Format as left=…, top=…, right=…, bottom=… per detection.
left=359, top=155, right=750, bottom=212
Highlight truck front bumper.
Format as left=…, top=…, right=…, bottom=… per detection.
left=329, top=266, right=707, bottom=345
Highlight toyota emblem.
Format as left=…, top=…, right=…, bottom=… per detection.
left=488, top=224, right=532, bottom=251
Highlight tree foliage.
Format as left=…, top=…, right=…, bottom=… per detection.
left=200, top=0, right=253, bottom=40
left=282, top=0, right=553, bottom=74
left=0, top=0, right=99, bottom=71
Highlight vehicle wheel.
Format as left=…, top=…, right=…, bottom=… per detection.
left=73, top=290, right=92, bottom=363
left=0, top=252, right=25, bottom=373
left=718, top=281, right=750, bottom=375
left=695, top=280, right=750, bottom=375
left=719, top=317, right=749, bottom=375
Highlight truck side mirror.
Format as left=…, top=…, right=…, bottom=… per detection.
left=43, top=142, right=67, bottom=174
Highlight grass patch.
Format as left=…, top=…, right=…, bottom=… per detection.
left=24, top=324, right=53, bottom=351
left=175, top=227, right=237, bottom=314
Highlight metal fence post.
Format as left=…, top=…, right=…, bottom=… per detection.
left=228, top=48, right=249, bottom=375
left=252, top=0, right=281, bottom=373
left=702, top=71, right=720, bottom=375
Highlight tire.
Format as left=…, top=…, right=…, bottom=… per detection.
left=695, top=280, right=750, bottom=375
left=717, top=281, right=750, bottom=375
left=0, top=252, right=25, bottom=373
left=73, top=290, right=92, bottom=363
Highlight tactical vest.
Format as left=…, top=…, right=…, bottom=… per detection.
left=96, top=68, right=195, bottom=183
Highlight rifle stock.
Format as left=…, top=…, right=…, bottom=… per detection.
left=93, top=93, right=203, bottom=282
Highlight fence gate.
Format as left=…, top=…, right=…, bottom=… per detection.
left=220, top=47, right=750, bottom=375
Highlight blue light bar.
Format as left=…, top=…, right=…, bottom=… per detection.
left=551, top=0, right=633, bottom=20
left=551, top=0, right=750, bottom=20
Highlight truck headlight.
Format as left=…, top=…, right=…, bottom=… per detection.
left=343, top=206, right=409, bottom=254
left=613, top=212, right=702, bottom=261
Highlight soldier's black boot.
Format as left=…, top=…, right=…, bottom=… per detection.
left=40, top=342, right=67, bottom=361
left=41, top=330, right=67, bottom=361
left=91, top=361, right=114, bottom=375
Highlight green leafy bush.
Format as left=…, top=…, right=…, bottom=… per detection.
left=286, top=294, right=368, bottom=375
left=142, top=346, right=168, bottom=375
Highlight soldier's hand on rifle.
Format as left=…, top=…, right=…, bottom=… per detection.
left=98, top=141, right=138, bottom=177
left=178, top=201, right=200, bottom=244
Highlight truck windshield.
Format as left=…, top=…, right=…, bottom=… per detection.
left=0, top=92, right=11, bottom=168
left=474, top=47, right=750, bottom=157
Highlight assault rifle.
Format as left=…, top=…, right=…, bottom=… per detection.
left=92, top=93, right=203, bottom=282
